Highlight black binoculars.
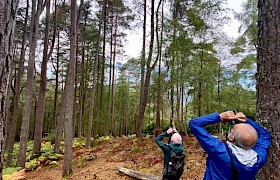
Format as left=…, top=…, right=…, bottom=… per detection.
left=227, top=109, right=243, bottom=125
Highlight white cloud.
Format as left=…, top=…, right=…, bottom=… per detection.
left=125, top=0, right=244, bottom=58
left=223, top=0, right=244, bottom=38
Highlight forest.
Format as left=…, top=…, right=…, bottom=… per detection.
left=0, top=0, right=279, bottom=179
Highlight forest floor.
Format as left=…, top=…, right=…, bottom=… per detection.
left=22, top=134, right=206, bottom=180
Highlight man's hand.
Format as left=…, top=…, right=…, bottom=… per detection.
left=220, top=111, right=238, bottom=123
left=236, top=112, right=246, bottom=123
left=166, top=127, right=176, bottom=134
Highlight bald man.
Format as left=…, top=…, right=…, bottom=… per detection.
left=189, top=111, right=270, bottom=180
left=155, top=127, right=184, bottom=180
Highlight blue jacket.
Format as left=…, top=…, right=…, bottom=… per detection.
left=189, top=113, right=271, bottom=180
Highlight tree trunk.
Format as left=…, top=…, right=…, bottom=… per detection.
left=110, top=13, right=118, bottom=137
left=78, top=37, right=85, bottom=137
left=0, top=0, right=19, bottom=178
left=62, top=0, right=77, bottom=176
left=155, top=0, right=163, bottom=130
left=33, top=0, right=54, bottom=155
left=256, top=0, right=280, bottom=179
left=54, top=30, right=67, bottom=153
left=54, top=77, right=66, bottom=153
left=78, top=1, right=87, bottom=137
left=86, top=1, right=105, bottom=148
left=108, top=14, right=113, bottom=135
left=138, top=0, right=146, bottom=137
left=116, top=166, right=161, bottom=180
left=52, top=30, right=60, bottom=132
left=5, top=0, right=28, bottom=165
left=99, top=0, right=107, bottom=114
left=17, top=0, right=45, bottom=167
left=136, top=0, right=157, bottom=138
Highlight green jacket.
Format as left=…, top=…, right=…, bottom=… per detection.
left=155, top=131, right=184, bottom=167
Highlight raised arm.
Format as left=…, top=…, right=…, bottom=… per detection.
left=155, top=128, right=173, bottom=153
left=246, top=118, right=271, bottom=165
left=189, top=113, right=224, bottom=156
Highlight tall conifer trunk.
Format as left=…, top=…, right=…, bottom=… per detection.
left=5, top=0, right=28, bottom=165
left=33, top=0, right=54, bottom=155
left=137, top=0, right=160, bottom=137
left=86, top=1, right=105, bottom=148
left=62, top=0, right=77, bottom=176
left=0, top=0, right=19, bottom=178
left=256, top=0, right=280, bottom=179
left=17, top=0, right=45, bottom=167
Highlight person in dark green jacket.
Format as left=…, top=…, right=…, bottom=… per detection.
left=155, top=127, right=184, bottom=180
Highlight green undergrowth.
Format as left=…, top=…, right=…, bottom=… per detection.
left=4, top=136, right=88, bottom=174
left=3, top=167, right=22, bottom=175
left=3, top=135, right=126, bottom=174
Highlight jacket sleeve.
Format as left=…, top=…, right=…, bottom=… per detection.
left=155, top=131, right=170, bottom=153
left=189, top=113, right=227, bottom=157
left=247, top=119, right=271, bottom=166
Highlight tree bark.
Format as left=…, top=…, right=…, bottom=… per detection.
left=86, top=0, right=105, bottom=148
left=52, top=30, right=60, bottom=132
left=256, top=0, right=280, bottom=179
left=5, top=0, right=28, bottom=165
left=137, top=0, right=158, bottom=138
left=116, top=166, right=161, bottom=180
left=155, top=0, right=164, bottom=130
left=0, top=0, right=19, bottom=178
left=110, top=12, right=118, bottom=137
left=17, top=0, right=45, bottom=167
left=62, top=0, right=77, bottom=176
left=33, top=0, right=54, bottom=155
left=137, top=0, right=147, bottom=138
left=54, top=77, right=66, bottom=153
left=99, top=0, right=107, bottom=115
left=78, top=1, right=87, bottom=137
left=78, top=36, right=85, bottom=138
left=108, top=13, right=113, bottom=135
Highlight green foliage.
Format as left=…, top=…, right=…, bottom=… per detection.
left=3, top=167, right=22, bottom=175
left=143, top=120, right=155, bottom=135
left=230, top=46, right=245, bottom=55
left=230, top=37, right=246, bottom=55
left=186, top=8, right=206, bottom=32
left=131, top=144, right=142, bottom=154
left=49, top=161, right=59, bottom=166
left=8, top=0, right=259, bottom=163
left=48, top=154, right=63, bottom=160
left=236, top=54, right=256, bottom=71
left=73, top=138, right=86, bottom=148
left=25, top=159, right=38, bottom=171
left=93, top=136, right=113, bottom=146
left=232, top=0, right=258, bottom=58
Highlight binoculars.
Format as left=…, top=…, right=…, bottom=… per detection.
left=227, top=109, right=244, bottom=125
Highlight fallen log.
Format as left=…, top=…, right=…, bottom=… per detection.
left=115, top=166, right=161, bottom=180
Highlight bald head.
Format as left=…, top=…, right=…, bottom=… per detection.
left=230, top=123, right=258, bottom=150
left=171, top=133, right=182, bottom=144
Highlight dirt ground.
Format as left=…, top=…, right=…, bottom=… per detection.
left=25, top=135, right=206, bottom=180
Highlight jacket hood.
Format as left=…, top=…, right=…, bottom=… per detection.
left=226, top=141, right=258, bottom=171
left=170, top=143, right=184, bottom=154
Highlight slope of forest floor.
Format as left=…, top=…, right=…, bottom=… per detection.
left=21, top=134, right=206, bottom=180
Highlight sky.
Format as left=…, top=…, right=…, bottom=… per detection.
left=124, top=0, right=245, bottom=58
left=224, top=0, right=245, bottom=38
